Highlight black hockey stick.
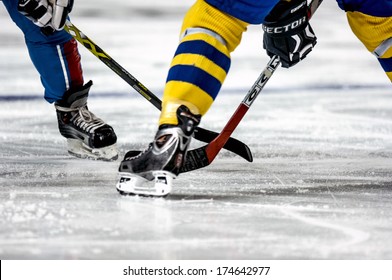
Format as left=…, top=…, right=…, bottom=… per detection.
left=64, top=21, right=252, bottom=162
left=181, top=0, right=324, bottom=173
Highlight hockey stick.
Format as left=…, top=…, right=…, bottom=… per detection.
left=181, top=0, right=324, bottom=173
left=64, top=21, right=252, bottom=162
left=181, top=56, right=279, bottom=172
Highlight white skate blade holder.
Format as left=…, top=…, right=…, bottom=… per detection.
left=116, top=171, right=175, bottom=197
left=67, top=139, right=118, bottom=161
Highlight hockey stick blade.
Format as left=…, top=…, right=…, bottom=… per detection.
left=180, top=0, right=324, bottom=173
left=64, top=21, right=252, bottom=162
left=193, top=127, right=252, bottom=162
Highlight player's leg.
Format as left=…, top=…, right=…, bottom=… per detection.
left=337, top=0, right=392, bottom=81
left=34, top=39, right=118, bottom=161
left=117, top=0, right=255, bottom=196
left=3, top=0, right=118, bottom=160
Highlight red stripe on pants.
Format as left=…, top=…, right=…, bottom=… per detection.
left=63, top=38, right=84, bottom=89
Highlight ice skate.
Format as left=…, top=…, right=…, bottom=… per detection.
left=117, top=105, right=201, bottom=196
left=55, top=81, right=118, bottom=161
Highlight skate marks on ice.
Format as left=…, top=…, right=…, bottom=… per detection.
left=161, top=86, right=392, bottom=258
left=116, top=175, right=390, bottom=259
left=1, top=88, right=392, bottom=259
left=162, top=167, right=390, bottom=259
left=1, top=173, right=390, bottom=259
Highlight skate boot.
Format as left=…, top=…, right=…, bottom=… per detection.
left=55, top=81, right=118, bottom=161
left=117, top=105, right=201, bottom=196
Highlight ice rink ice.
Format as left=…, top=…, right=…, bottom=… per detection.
left=0, top=1, right=391, bottom=260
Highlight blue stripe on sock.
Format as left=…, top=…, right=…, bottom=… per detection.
left=166, top=65, right=222, bottom=99
left=378, top=57, right=392, bottom=72
left=175, top=40, right=230, bottom=73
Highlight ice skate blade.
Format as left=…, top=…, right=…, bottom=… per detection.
left=67, top=139, right=118, bottom=161
left=116, top=171, right=175, bottom=197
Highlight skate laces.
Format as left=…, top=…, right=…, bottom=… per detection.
left=55, top=104, right=105, bottom=132
left=77, top=106, right=93, bottom=122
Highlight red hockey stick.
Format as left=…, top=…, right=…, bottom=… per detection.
left=181, top=0, right=324, bottom=173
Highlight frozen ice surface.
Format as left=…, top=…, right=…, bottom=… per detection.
left=0, top=1, right=391, bottom=259
left=1, top=87, right=392, bottom=260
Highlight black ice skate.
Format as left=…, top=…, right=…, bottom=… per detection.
left=55, top=81, right=118, bottom=161
left=117, top=105, right=201, bottom=196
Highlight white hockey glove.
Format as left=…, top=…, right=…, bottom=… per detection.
left=18, top=0, right=74, bottom=35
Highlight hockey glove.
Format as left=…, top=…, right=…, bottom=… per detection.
left=18, top=0, right=74, bottom=36
left=262, top=0, right=316, bottom=68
